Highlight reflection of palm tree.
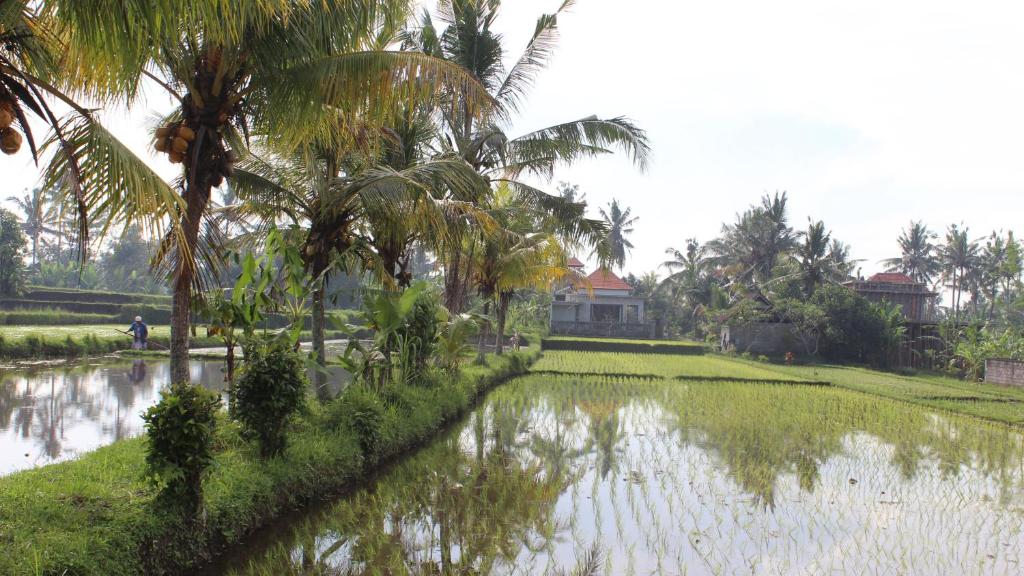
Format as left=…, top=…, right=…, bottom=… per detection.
left=578, top=398, right=624, bottom=480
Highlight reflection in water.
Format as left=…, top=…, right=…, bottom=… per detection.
left=220, top=376, right=1024, bottom=575
left=0, top=359, right=351, bottom=475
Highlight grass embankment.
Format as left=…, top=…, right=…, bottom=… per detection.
left=540, top=336, right=706, bottom=355
left=0, top=323, right=365, bottom=360
left=0, top=325, right=224, bottom=360
left=0, top=349, right=538, bottom=576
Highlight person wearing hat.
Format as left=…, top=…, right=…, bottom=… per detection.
left=127, top=316, right=149, bottom=350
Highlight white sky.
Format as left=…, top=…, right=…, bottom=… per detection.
left=3, top=0, right=1021, bottom=279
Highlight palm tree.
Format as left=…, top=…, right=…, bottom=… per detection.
left=405, top=0, right=650, bottom=312
left=595, top=199, right=637, bottom=270
left=882, top=221, right=940, bottom=286
left=2, top=2, right=178, bottom=265
left=707, top=192, right=796, bottom=286
left=6, top=188, right=56, bottom=266
left=939, top=223, right=980, bottom=325
left=54, top=1, right=493, bottom=383
left=232, top=138, right=489, bottom=395
left=794, top=219, right=832, bottom=297
left=978, top=231, right=1008, bottom=321
left=469, top=184, right=576, bottom=356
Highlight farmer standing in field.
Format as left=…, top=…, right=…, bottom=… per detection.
left=127, top=316, right=149, bottom=350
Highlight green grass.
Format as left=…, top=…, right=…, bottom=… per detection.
left=0, top=349, right=539, bottom=576
left=533, top=350, right=803, bottom=381
left=755, top=361, right=1024, bottom=425
left=541, top=336, right=706, bottom=355
left=534, top=350, right=1024, bottom=426
left=0, top=324, right=172, bottom=341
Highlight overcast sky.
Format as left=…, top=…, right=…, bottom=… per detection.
left=4, top=0, right=1022, bottom=279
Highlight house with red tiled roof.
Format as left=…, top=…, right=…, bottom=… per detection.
left=549, top=263, right=653, bottom=338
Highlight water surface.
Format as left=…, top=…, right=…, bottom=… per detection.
left=0, top=357, right=350, bottom=474
left=217, top=375, right=1024, bottom=575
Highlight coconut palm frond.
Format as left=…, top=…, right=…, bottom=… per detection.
left=509, top=115, right=651, bottom=172
left=41, top=113, right=183, bottom=259
left=494, top=0, right=576, bottom=117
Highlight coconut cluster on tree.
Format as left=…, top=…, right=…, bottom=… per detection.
left=153, top=123, right=196, bottom=164
left=0, top=99, right=24, bottom=155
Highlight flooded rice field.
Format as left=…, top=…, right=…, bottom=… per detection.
left=214, top=375, right=1024, bottom=575
left=0, top=357, right=350, bottom=474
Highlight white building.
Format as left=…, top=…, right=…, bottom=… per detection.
left=549, top=259, right=653, bottom=338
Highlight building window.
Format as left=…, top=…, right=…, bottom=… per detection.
left=591, top=304, right=622, bottom=322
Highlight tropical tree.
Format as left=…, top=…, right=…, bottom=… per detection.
left=660, top=238, right=718, bottom=336
left=469, top=188, right=567, bottom=357
left=707, top=192, right=797, bottom=286
left=53, top=1, right=493, bottom=383
left=595, top=199, right=637, bottom=270
left=791, top=219, right=855, bottom=297
left=882, top=221, right=940, bottom=287
left=405, top=0, right=650, bottom=312
left=6, top=188, right=57, bottom=266
left=232, top=133, right=488, bottom=392
left=0, top=208, right=27, bottom=296
left=939, top=223, right=980, bottom=326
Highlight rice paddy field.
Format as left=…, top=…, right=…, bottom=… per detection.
left=532, top=350, right=807, bottom=381
left=210, top=351, right=1024, bottom=575
left=0, top=324, right=172, bottom=342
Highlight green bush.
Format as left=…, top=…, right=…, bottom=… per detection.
left=402, top=289, right=443, bottom=375
left=230, top=338, right=308, bottom=458
left=329, top=385, right=386, bottom=459
left=810, top=285, right=886, bottom=364
left=142, top=383, right=221, bottom=513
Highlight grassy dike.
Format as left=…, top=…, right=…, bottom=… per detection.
left=0, top=326, right=363, bottom=361
left=0, top=349, right=539, bottom=576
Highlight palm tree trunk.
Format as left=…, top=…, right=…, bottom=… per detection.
left=311, top=277, right=328, bottom=401
left=495, top=292, right=511, bottom=355
left=444, top=248, right=463, bottom=312
left=170, top=168, right=213, bottom=384
left=476, top=300, right=490, bottom=362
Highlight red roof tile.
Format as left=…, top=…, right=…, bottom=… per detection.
left=567, top=257, right=585, bottom=268
left=867, top=272, right=915, bottom=284
left=585, top=269, right=633, bottom=291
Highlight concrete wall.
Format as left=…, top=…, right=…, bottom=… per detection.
left=985, top=358, right=1024, bottom=387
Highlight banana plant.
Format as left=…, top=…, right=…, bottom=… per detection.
left=334, top=282, right=430, bottom=390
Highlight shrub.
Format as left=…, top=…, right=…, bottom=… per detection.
left=229, top=337, right=308, bottom=458
left=757, top=354, right=770, bottom=363
left=329, top=385, right=385, bottom=459
left=142, top=383, right=221, bottom=514
left=401, top=288, right=442, bottom=376
left=810, top=285, right=886, bottom=364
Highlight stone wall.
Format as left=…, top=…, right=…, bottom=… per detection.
left=984, top=358, right=1024, bottom=387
